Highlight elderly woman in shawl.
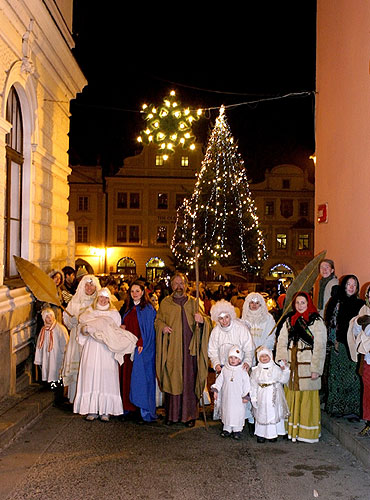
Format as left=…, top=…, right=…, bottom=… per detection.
left=242, top=292, right=276, bottom=363
left=62, top=274, right=101, bottom=403
left=276, top=292, right=327, bottom=443
left=73, top=288, right=137, bottom=421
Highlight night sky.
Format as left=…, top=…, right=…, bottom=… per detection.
left=68, top=3, right=317, bottom=182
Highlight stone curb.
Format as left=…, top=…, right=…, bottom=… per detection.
left=0, top=386, right=54, bottom=450
left=321, top=411, right=370, bottom=469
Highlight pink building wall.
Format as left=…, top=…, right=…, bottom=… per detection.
left=315, top=0, right=370, bottom=291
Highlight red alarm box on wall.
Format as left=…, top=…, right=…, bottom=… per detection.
left=317, top=203, right=328, bottom=224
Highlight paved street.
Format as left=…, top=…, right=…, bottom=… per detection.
left=0, top=405, right=369, bottom=500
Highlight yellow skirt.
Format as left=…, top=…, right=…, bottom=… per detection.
left=284, top=387, right=321, bottom=443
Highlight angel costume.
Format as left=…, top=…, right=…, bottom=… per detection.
left=242, top=292, right=276, bottom=363
left=250, top=347, right=290, bottom=440
left=73, top=288, right=137, bottom=417
left=211, top=345, right=250, bottom=434
left=62, top=274, right=101, bottom=402
left=208, top=300, right=253, bottom=420
left=34, top=308, right=69, bottom=383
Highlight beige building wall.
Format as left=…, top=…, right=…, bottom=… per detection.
left=316, top=1, right=370, bottom=289
left=252, top=164, right=314, bottom=280
left=0, top=1, right=86, bottom=397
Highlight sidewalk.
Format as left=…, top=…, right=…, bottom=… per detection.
left=0, top=384, right=369, bottom=468
left=0, top=383, right=54, bottom=450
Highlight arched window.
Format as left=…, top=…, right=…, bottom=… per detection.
left=117, top=257, right=136, bottom=277
left=4, top=87, right=24, bottom=278
left=146, top=257, right=165, bottom=282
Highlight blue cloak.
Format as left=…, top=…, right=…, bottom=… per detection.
left=122, top=304, right=157, bottom=421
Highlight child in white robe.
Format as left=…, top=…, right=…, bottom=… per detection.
left=211, top=345, right=250, bottom=440
left=34, top=307, right=69, bottom=384
left=250, top=346, right=290, bottom=443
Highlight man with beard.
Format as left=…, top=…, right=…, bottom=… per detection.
left=155, top=273, right=212, bottom=427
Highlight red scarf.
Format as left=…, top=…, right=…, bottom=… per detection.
left=37, top=321, right=57, bottom=352
left=290, top=292, right=318, bottom=326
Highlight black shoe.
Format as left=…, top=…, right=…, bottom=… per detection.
left=269, top=437, right=277, bottom=442
left=247, top=421, right=255, bottom=437
left=220, top=430, right=232, bottom=438
left=165, top=419, right=174, bottom=426
left=185, top=419, right=195, bottom=428
left=257, top=436, right=265, bottom=443
left=232, top=432, right=242, bottom=440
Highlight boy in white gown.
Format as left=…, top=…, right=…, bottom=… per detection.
left=34, top=307, right=69, bottom=384
left=73, top=288, right=137, bottom=421
left=250, top=346, right=290, bottom=443
left=211, top=345, right=250, bottom=440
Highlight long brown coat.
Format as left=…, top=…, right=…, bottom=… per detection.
left=155, top=294, right=211, bottom=399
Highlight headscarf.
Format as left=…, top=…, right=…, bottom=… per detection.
left=290, top=292, right=318, bottom=327
left=69, top=274, right=101, bottom=308
left=93, top=287, right=116, bottom=311
left=38, top=308, right=56, bottom=351
left=256, top=346, right=274, bottom=368
left=242, top=292, right=269, bottom=323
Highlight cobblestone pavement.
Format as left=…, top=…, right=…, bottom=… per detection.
left=0, top=402, right=369, bottom=500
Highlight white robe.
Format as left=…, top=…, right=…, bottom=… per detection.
left=34, top=322, right=69, bottom=383
left=73, top=307, right=132, bottom=416
left=62, top=276, right=100, bottom=402
left=208, top=319, right=254, bottom=370
left=212, top=363, right=250, bottom=431
left=250, top=362, right=290, bottom=439
left=208, top=319, right=254, bottom=420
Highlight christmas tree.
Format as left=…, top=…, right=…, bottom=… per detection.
left=171, top=106, right=267, bottom=276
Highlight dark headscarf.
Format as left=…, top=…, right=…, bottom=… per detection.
left=325, top=274, right=364, bottom=344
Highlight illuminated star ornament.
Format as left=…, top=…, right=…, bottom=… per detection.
left=137, top=90, right=203, bottom=160
left=171, top=105, right=267, bottom=274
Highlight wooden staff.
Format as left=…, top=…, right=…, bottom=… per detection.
left=195, top=247, right=208, bottom=431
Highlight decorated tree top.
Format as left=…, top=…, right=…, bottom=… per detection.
left=137, top=90, right=203, bottom=160
left=171, top=106, right=267, bottom=274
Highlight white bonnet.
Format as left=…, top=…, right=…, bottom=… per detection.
left=210, top=299, right=237, bottom=323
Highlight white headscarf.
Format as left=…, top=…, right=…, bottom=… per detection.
left=242, top=292, right=269, bottom=323
left=256, top=346, right=274, bottom=368
left=68, top=274, right=101, bottom=314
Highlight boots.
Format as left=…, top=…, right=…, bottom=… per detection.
left=247, top=421, right=255, bottom=437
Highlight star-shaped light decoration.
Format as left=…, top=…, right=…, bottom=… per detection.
left=137, top=90, right=203, bottom=160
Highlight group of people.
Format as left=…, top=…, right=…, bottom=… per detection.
left=33, top=260, right=370, bottom=443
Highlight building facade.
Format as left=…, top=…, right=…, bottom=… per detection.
left=252, top=164, right=314, bottom=288
left=315, top=1, right=370, bottom=289
left=70, top=151, right=314, bottom=286
left=0, top=1, right=86, bottom=397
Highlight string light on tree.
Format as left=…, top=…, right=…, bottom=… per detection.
left=137, top=90, right=202, bottom=160
left=171, top=105, right=267, bottom=274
